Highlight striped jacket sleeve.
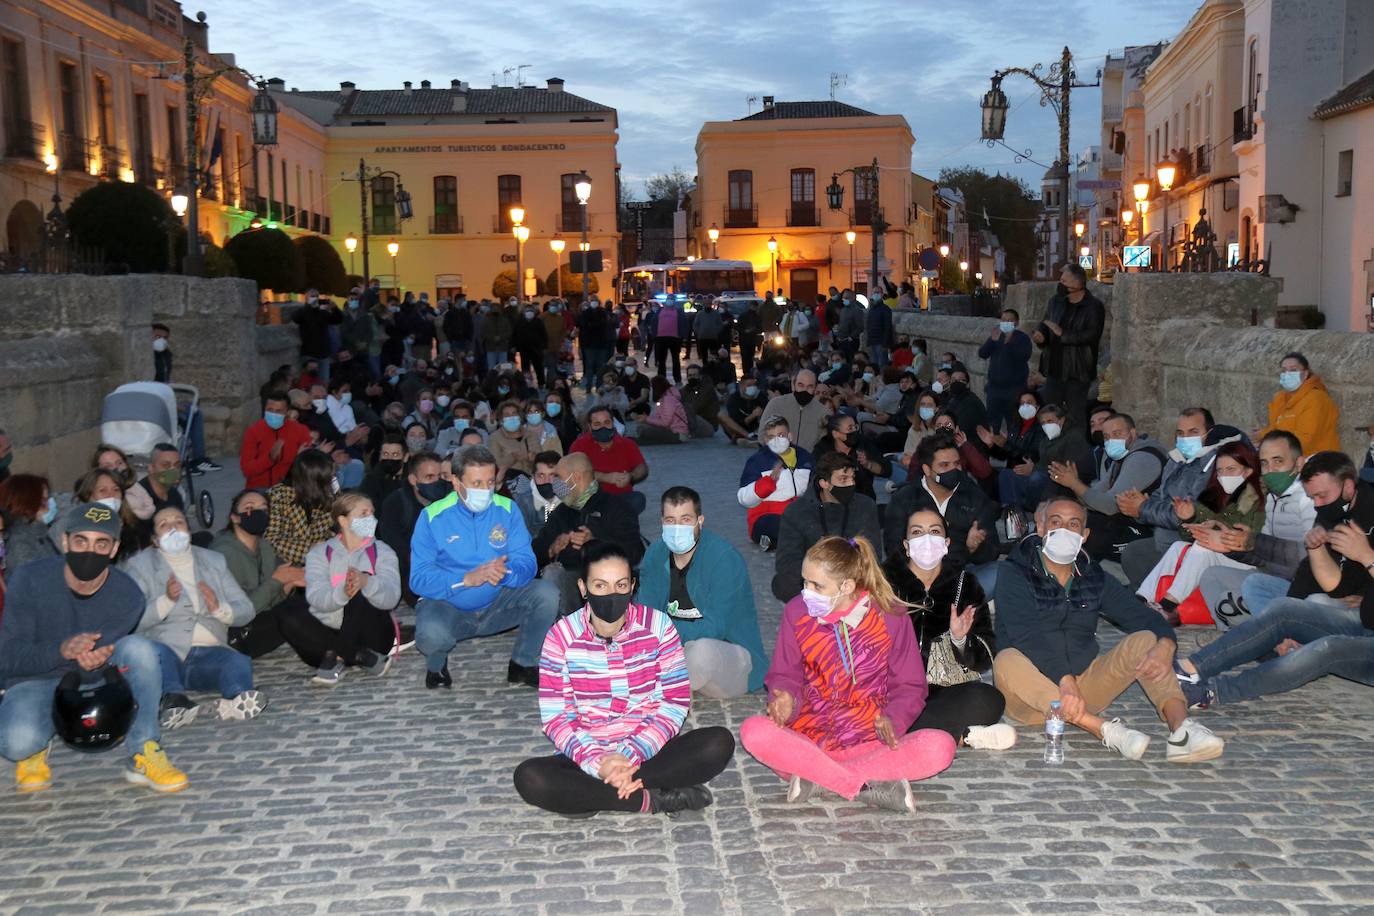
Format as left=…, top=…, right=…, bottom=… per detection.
left=537, top=623, right=608, bottom=776
left=614, top=613, right=691, bottom=766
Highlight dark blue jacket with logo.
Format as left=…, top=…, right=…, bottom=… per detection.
left=994, top=536, right=1174, bottom=683
left=409, top=491, right=535, bottom=611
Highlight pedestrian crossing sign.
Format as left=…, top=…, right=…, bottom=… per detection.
left=1123, top=245, right=1151, bottom=268
left=1079, top=254, right=1094, bottom=270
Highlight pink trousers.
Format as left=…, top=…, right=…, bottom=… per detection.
left=740, top=715, right=956, bottom=800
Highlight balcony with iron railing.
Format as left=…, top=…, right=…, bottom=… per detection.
left=723, top=204, right=757, bottom=228
left=430, top=213, right=464, bottom=234
left=786, top=204, right=820, bottom=227
left=1102, top=103, right=1123, bottom=124
left=99, top=144, right=124, bottom=179
left=58, top=132, right=92, bottom=172
left=4, top=120, right=44, bottom=160
left=555, top=210, right=590, bottom=233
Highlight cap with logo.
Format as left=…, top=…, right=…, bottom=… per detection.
left=65, top=502, right=122, bottom=539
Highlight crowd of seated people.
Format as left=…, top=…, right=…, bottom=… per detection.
left=1, top=284, right=1367, bottom=823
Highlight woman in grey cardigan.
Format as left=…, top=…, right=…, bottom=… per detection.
left=300, top=491, right=402, bottom=686
left=125, top=507, right=261, bottom=729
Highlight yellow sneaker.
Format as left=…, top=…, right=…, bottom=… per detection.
left=124, top=740, right=188, bottom=793
left=16, top=748, right=52, bottom=793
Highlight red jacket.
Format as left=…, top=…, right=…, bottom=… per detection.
left=240, top=418, right=313, bottom=488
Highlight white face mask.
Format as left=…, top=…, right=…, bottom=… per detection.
left=349, top=515, right=378, bottom=539
left=1218, top=474, right=1247, bottom=495
left=1017, top=403, right=1038, bottom=420
left=931, top=381, right=944, bottom=395
left=97, top=497, right=123, bottom=512
left=1041, top=527, right=1083, bottom=565
left=1041, top=422, right=1062, bottom=441
left=158, top=528, right=191, bottom=555
left=461, top=486, right=493, bottom=513
left=152, top=337, right=168, bottom=353
left=906, top=533, right=948, bottom=570
left=767, top=435, right=790, bottom=455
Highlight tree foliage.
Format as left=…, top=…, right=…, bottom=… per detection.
left=643, top=166, right=693, bottom=206
left=294, top=235, right=349, bottom=295
left=937, top=167, right=1040, bottom=282
left=201, top=241, right=238, bottom=278
left=226, top=227, right=303, bottom=293
left=66, top=181, right=175, bottom=273
left=491, top=269, right=547, bottom=301
left=543, top=264, right=600, bottom=303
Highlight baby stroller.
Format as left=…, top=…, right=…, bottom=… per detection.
left=99, top=382, right=214, bottom=530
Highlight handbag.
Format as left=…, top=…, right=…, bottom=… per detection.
left=922, top=573, right=986, bottom=687
left=1152, top=544, right=1214, bottom=625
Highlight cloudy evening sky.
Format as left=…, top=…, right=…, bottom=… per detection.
left=199, top=0, right=1203, bottom=195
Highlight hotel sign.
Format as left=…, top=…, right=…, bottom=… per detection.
left=372, top=143, right=568, bottom=154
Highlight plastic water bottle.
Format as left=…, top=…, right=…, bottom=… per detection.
left=1044, top=700, right=1065, bottom=765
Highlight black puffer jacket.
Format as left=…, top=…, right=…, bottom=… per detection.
left=884, top=474, right=1000, bottom=567
left=1037, top=289, right=1105, bottom=383
left=882, top=555, right=995, bottom=672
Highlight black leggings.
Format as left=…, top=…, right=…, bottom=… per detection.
left=908, top=681, right=1006, bottom=741
left=273, top=593, right=394, bottom=668
left=514, top=726, right=735, bottom=815
left=1085, top=510, right=1152, bottom=563
left=229, top=592, right=310, bottom=659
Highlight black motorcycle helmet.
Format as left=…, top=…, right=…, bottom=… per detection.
left=52, top=665, right=136, bottom=753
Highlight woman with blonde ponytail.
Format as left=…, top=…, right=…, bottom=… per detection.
left=740, top=535, right=956, bottom=814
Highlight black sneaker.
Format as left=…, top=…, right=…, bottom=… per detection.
left=187, top=464, right=205, bottom=477
left=507, top=661, right=539, bottom=688
left=648, top=785, right=713, bottom=815
left=355, top=648, right=392, bottom=677
left=425, top=666, right=452, bottom=689
left=1181, top=677, right=1214, bottom=710
left=158, top=693, right=199, bottom=730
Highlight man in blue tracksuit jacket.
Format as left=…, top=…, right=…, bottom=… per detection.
left=411, top=445, right=559, bottom=689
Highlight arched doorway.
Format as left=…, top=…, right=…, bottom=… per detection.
left=5, top=199, right=42, bottom=260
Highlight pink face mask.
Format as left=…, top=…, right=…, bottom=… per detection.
left=801, top=587, right=863, bottom=625
left=906, top=534, right=948, bottom=570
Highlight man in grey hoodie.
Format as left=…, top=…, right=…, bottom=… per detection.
left=1049, top=411, right=1168, bottom=562
left=1116, top=408, right=1247, bottom=588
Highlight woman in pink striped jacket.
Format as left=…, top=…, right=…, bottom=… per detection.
left=513, top=540, right=735, bottom=817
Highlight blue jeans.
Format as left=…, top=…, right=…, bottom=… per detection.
left=0, top=634, right=162, bottom=761
left=485, top=350, right=507, bottom=371
left=971, top=560, right=999, bottom=596
left=998, top=468, right=1048, bottom=511
left=152, top=643, right=252, bottom=699
left=415, top=579, right=559, bottom=671
left=985, top=387, right=1019, bottom=436
left=1189, top=597, right=1374, bottom=705
left=868, top=345, right=889, bottom=369
left=1241, top=573, right=1290, bottom=616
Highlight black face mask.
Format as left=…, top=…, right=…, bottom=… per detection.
left=591, top=426, right=615, bottom=444
left=536, top=482, right=556, bottom=499
left=66, top=550, right=112, bottom=582
left=586, top=591, right=632, bottom=624
left=793, top=391, right=814, bottom=407
left=379, top=458, right=403, bottom=477
left=1090, top=431, right=1105, bottom=448
left=1314, top=499, right=1350, bottom=529
left=829, top=484, right=856, bottom=505
left=417, top=480, right=451, bottom=502
left=237, top=510, right=270, bottom=537
left=935, top=470, right=963, bottom=490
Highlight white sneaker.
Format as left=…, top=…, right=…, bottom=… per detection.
left=786, top=774, right=816, bottom=804
left=1166, top=718, right=1225, bottom=763
left=965, top=723, right=1018, bottom=750
left=217, top=690, right=267, bottom=720
left=1101, top=718, right=1151, bottom=760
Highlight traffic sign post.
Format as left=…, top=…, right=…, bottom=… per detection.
left=1079, top=254, right=1094, bottom=270
left=1122, top=245, right=1151, bottom=270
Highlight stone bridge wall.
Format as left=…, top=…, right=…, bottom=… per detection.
left=0, top=275, right=298, bottom=488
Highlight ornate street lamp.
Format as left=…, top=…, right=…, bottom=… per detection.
left=1156, top=158, right=1176, bottom=270
left=514, top=223, right=530, bottom=303
left=573, top=170, right=592, bottom=303
left=938, top=243, right=950, bottom=259
left=250, top=81, right=279, bottom=147
left=826, top=158, right=886, bottom=294
left=387, top=238, right=399, bottom=290
left=707, top=223, right=719, bottom=258
left=1132, top=175, right=1152, bottom=203
left=344, top=232, right=357, bottom=274
left=549, top=235, right=565, bottom=298
left=845, top=230, right=856, bottom=288
left=979, top=77, right=1009, bottom=141
left=1074, top=219, right=1086, bottom=238
left=170, top=190, right=189, bottom=218
left=767, top=235, right=778, bottom=292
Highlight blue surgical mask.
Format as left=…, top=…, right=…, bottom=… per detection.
left=264, top=411, right=286, bottom=430
left=999, top=321, right=1015, bottom=335
left=744, top=386, right=759, bottom=399
left=454, top=418, right=470, bottom=432
left=525, top=412, right=543, bottom=427
left=862, top=372, right=875, bottom=384
left=662, top=523, right=697, bottom=555
left=1104, top=438, right=1128, bottom=461
left=1176, top=435, right=1204, bottom=461
left=339, top=392, right=352, bottom=405
left=498, top=385, right=510, bottom=396
left=545, top=402, right=562, bottom=417
left=461, top=486, right=493, bottom=513
left=918, top=406, right=936, bottom=422
left=502, top=416, right=522, bottom=432
left=1279, top=370, right=1302, bottom=392
left=42, top=496, right=58, bottom=525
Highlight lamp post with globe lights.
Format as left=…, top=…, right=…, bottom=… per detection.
left=1154, top=158, right=1177, bottom=271
left=826, top=158, right=885, bottom=295
left=549, top=235, right=565, bottom=298
left=344, top=233, right=357, bottom=275
left=574, top=171, right=592, bottom=303
left=707, top=224, right=719, bottom=259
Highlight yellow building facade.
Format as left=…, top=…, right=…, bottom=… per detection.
left=274, top=78, right=619, bottom=300
left=0, top=0, right=327, bottom=262
left=691, top=100, right=914, bottom=302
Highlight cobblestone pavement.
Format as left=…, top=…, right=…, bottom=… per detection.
left=4, top=439, right=1374, bottom=916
